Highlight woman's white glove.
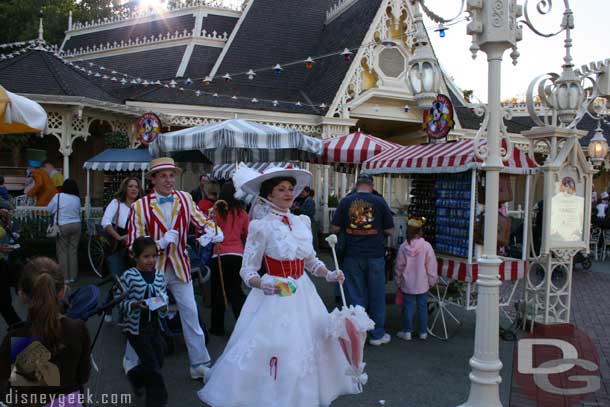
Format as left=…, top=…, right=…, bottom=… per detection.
left=325, top=269, right=345, bottom=283
left=159, top=230, right=179, bottom=249
left=260, top=274, right=277, bottom=296
left=204, top=225, right=224, bottom=243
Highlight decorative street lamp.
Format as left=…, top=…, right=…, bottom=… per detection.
left=588, top=121, right=609, bottom=166
left=407, top=1, right=585, bottom=407
left=406, top=1, right=441, bottom=108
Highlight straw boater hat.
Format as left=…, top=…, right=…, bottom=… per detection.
left=235, top=163, right=312, bottom=198
left=146, top=157, right=183, bottom=178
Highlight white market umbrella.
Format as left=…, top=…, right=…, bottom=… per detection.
left=0, top=85, right=47, bottom=134
left=149, top=119, right=322, bottom=163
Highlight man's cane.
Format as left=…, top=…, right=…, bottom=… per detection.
left=212, top=203, right=229, bottom=308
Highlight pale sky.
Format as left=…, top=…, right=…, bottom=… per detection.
left=423, top=0, right=609, bottom=102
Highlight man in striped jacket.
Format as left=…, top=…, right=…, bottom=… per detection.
left=127, top=157, right=223, bottom=380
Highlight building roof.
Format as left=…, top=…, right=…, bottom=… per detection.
left=304, top=0, right=383, bottom=105
left=121, top=0, right=382, bottom=114
left=82, top=46, right=188, bottom=81
left=0, top=48, right=120, bottom=103
left=63, top=14, right=197, bottom=53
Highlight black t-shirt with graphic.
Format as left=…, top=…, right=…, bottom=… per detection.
left=331, top=192, right=394, bottom=258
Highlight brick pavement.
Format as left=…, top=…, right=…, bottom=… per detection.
left=510, top=262, right=610, bottom=407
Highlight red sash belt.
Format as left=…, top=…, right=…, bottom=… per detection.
left=264, top=256, right=304, bottom=279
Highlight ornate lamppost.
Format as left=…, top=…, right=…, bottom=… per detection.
left=522, top=22, right=609, bottom=325
left=406, top=1, right=589, bottom=406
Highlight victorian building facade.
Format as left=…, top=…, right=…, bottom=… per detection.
left=0, top=0, right=605, bottom=210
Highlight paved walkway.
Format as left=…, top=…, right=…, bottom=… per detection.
left=510, top=260, right=610, bottom=407
left=1, top=255, right=608, bottom=406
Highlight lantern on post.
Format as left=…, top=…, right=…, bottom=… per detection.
left=588, top=121, right=609, bottom=166
left=406, top=2, right=441, bottom=108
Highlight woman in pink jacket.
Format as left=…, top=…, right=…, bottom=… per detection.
left=394, top=217, right=438, bottom=341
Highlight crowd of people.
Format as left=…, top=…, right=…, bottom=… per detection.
left=0, top=159, right=443, bottom=407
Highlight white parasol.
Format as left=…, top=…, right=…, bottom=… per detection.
left=325, top=234, right=375, bottom=392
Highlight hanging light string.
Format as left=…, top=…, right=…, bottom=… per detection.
left=0, top=17, right=466, bottom=109
left=58, top=17, right=458, bottom=86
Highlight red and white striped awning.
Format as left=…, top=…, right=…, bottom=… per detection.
left=438, top=256, right=526, bottom=282
left=362, top=139, right=536, bottom=175
left=315, top=132, right=400, bottom=165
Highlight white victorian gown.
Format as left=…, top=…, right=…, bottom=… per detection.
left=198, top=208, right=358, bottom=407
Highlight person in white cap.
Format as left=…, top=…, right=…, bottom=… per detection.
left=198, top=164, right=359, bottom=407
left=126, top=157, right=223, bottom=380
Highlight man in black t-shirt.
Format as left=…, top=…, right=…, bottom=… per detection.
left=331, top=173, right=394, bottom=346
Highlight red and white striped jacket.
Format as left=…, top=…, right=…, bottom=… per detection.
left=127, top=190, right=217, bottom=283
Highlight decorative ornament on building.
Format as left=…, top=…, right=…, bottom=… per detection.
left=422, top=94, right=454, bottom=140
left=137, top=112, right=162, bottom=146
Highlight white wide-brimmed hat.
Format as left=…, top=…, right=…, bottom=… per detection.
left=236, top=164, right=312, bottom=198
left=146, top=157, right=183, bottom=178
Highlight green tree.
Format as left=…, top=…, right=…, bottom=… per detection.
left=0, top=0, right=129, bottom=46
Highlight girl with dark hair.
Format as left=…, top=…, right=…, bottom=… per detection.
left=208, top=181, right=248, bottom=335
left=47, top=178, right=82, bottom=283
left=199, top=166, right=358, bottom=407
left=102, top=177, right=143, bottom=279
left=115, top=236, right=169, bottom=407
left=394, top=218, right=438, bottom=341
left=0, top=257, right=91, bottom=405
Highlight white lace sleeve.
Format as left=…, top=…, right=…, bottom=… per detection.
left=240, top=220, right=266, bottom=287
left=299, top=215, right=325, bottom=276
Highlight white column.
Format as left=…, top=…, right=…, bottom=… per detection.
left=333, top=171, right=339, bottom=200
left=340, top=173, right=347, bottom=198
left=461, top=46, right=504, bottom=407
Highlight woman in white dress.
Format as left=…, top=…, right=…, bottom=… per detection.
left=198, top=166, right=359, bottom=407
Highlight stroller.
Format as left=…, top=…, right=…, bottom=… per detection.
left=62, top=274, right=128, bottom=370
left=157, top=242, right=212, bottom=354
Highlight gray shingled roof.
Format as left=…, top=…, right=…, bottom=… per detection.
left=304, top=0, right=383, bottom=104
left=63, top=14, right=196, bottom=52
left=182, top=45, right=223, bottom=79
left=202, top=14, right=238, bottom=37
left=122, top=0, right=381, bottom=115
left=0, top=49, right=120, bottom=103
left=84, top=46, right=187, bottom=81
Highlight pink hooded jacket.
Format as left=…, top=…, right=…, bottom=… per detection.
left=394, top=237, right=438, bottom=295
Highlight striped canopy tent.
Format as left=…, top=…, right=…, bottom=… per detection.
left=210, top=162, right=298, bottom=181
left=83, top=149, right=152, bottom=218
left=362, top=139, right=536, bottom=175
left=306, top=131, right=399, bottom=172
left=83, top=148, right=153, bottom=171
left=149, top=119, right=323, bottom=164
left=0, top=85, right=47, bottom=134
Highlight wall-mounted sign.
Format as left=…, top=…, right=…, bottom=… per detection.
left=422, top=94, right=454, bottom=140
left=549, top=168, right=585, bottom=246
left=137, top=113, right=161, bottom=146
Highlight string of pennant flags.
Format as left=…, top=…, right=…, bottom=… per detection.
left=0, top=17, right=464, bottom=110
